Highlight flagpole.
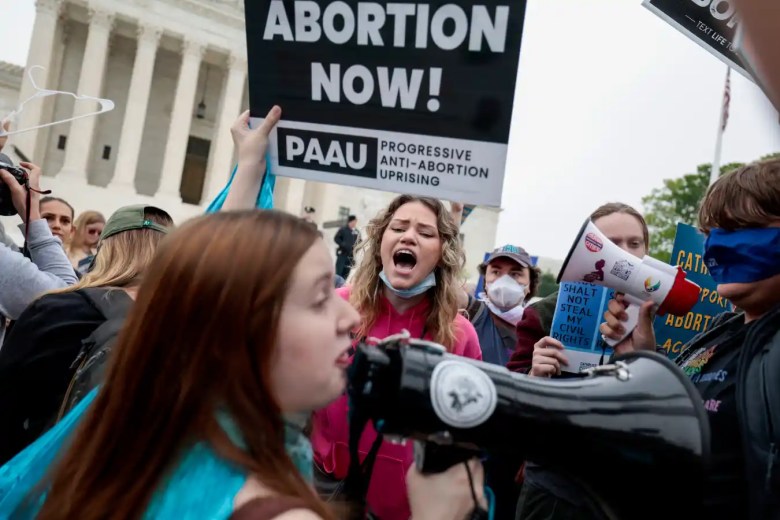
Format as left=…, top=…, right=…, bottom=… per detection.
left=710, top=66, right=731, bottom=186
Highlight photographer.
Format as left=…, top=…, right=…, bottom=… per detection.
left=0, top=221, right=18, bottom=251
left=0, top=161, right=78, bottom=344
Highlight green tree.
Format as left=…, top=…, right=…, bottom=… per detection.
left=537, top=271, right=559, bottom=298
left=642, top=152, right=780, bottom=263
left=642, top=161, right=743, bottom=263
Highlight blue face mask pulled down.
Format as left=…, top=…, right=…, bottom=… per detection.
left=379, top=271, right=437, bottom=299
left=704, top=227, right=780, bottom=284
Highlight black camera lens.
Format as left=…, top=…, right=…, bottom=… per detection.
left=0, top=162, right=27, bottom=216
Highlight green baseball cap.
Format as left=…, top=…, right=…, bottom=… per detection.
left=100, top=205, right=170, bottom=242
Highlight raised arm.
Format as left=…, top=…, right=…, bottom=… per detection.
left=0, top=162, right=76, bottom=319
left=223, top=106, right=282, bottom=211
left=449, top=201, right=464, bottom=230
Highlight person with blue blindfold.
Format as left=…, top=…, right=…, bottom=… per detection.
left=704, top=227, right=780, bottom=286
left=601, top=158, right=780, bottom=520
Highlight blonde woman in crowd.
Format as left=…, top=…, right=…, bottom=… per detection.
left=0, top=205, right=172, bottom=464
left=67, top=210, right=105, bottom=272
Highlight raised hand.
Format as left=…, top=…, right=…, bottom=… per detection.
left=0, top=162, right=44, bottom=223
left=599, top=295, right=656, bottom=356
left=231, top=106, right=282, bottom=168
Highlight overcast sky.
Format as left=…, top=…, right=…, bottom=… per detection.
left=3, top=1, right=779, bottom=260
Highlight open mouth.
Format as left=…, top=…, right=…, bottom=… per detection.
left=336, top=347, right=351, bottom=368
left=393, top=249, right=417, bottom=274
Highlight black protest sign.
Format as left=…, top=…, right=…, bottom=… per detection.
left=643, top=0, right=749, bottom=78
left=243, top=1, right=528, bottom=206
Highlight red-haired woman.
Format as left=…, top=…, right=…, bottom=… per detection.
left=0, top=108, right=484, bottom=520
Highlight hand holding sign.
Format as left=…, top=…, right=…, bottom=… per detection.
left=224, top=106, right=282, bottom=211
left=600, top=296, right=656, bottom=356
left=530, top=337, right=569, bottom=378
left=231, top=106, right=282, bottom=167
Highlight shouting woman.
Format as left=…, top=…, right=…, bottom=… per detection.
left=310, top=194, right=483, bottom=520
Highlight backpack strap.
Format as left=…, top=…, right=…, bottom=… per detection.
left=489, top=312, right=519, bottom=344
left=66, top=288, right=133, bottom=372
left=79, top=287, right=134, bottom=321
left=466, top=295, right=487, bottom=325
left=57, top=289, right=134, bottom=421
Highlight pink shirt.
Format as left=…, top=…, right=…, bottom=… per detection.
left=310, top=287, right=482, bottom=520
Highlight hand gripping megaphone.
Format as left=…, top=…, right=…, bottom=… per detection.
left=558, top=219, right=701, bottom=346
left=345, top=332, right=710, bottom=519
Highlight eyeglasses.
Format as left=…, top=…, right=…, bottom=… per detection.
left=86, top=229, right=102, bottom=236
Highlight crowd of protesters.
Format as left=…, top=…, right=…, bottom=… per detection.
left=1, top=2, right=780, bottom=516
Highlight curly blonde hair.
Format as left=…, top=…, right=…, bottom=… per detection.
left=349, top=195, right=465, bottom=350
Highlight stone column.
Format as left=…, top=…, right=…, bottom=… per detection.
left=156, top=38, right=205, bottom=200
left=110, top=24, right=162, bottom=191
left=57, top=7, right=114, bottom=181
left=203, top=52, right=247, bottom=202
left=279, top=178, right=306, bottom=214
left=37, top=21, right=69, bottom=174
left=12, top=0, right=63, bottom=161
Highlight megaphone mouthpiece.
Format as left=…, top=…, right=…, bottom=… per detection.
left=659, top=266, right=701, bottom=316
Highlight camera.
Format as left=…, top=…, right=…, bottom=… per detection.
left=0, top=160, right=27, bottom=216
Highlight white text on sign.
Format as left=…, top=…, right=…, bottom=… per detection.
left=263, top=1, right=510, bottom=111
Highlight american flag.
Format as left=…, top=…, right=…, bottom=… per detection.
left=721, top=67, right=731, bottom=132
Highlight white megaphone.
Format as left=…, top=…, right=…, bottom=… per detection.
left=558, top=220, right=701, bottom=346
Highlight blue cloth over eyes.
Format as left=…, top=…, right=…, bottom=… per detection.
left=704, top=227, right=780, bottom=284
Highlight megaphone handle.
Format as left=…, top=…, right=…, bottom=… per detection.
left=413, top=440, right=480, bottom=474
left=603, top=300, right=642, bottom=347
left=413, top=441, right=490, bottom=520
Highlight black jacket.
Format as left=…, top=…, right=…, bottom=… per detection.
left=737, top=305, right=780, bottom=519
left=0, top=290, right=108, bottom=463
left=334, top=225, right=359, bottom=258
left=676, top=304, right=780, bottom=519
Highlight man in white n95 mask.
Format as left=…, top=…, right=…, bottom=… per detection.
left=465, top=245, right=540, bottom=366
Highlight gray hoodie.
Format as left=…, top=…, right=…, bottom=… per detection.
left=0, top=219, right=78, bottom=344
left=0, top=221, right=18, bottom=251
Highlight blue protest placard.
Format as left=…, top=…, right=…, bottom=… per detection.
left=550, top=282, right=615, bottom=373
left=654, top=223, right=732, bottom=358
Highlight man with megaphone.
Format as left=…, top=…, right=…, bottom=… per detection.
left=508, top=203, right=652, bottom=377
left=512, top=203, right=662, bottom=520
left=522, top=162, right=780, bottom=520
left=601, top=160, right=780, bottom=520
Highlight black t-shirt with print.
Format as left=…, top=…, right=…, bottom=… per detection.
left=677, top=317, right=750, bottom=518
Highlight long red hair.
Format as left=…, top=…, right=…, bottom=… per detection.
left=35, top=210, right=334, bottom=520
